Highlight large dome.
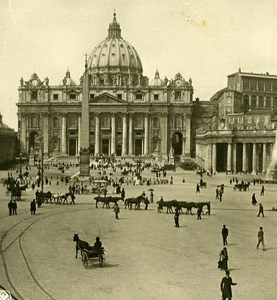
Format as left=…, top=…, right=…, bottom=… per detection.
left=87, top=13, right=143, bottom=86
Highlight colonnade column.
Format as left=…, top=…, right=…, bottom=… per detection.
left=184, top=113, right=191, bottom=157
left=20, top=113, right=27, bottom=152
left=78, top=115, right=81, bottom=153
left=111, top=113, right=116, bottom=155
left=227, top=143, right=232, bottom=171
left=122, top=114, right=127, bottom=156
left=182, top=138, right=186, bottom=156
left=233, top=143, right=237, bottom=173
left=43, top=113, right=49, bottom=156
left=212, top=143, right=217, bottom=173
left=205, top=143, right=212, bottom=172
left=95, top=113, right=100, bottom=156
left=144, top=114, right=149, bottom=155
left=252, top=143, right=257, bottom=174
left=128, top=114, right=133, bottom=155
left=61, top=113, right=67, bottom=155
left=161, top=113, right=168, bottom=156
left=242, top=143, right=247, bottom=172
left=263, top=143, right=267, bottom=173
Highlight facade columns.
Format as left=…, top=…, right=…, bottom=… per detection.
left=212, top=143, right=217, bottom=173
left=227, top=143, right=232, bottom=171
left=252, top=143, right=257, bottom=174
left=111, top=113, right=116, bottom=155
left=182, top=138, right=186, bottom=156
left=184, top=113, right=191, bottom=157
left=61, top=114, right=67, bottom=155
left=233, top=143, right=237, bottom=173
left=128, top=114, right=133, bottom=155
left=43, top=113, right=49, bottom=156
left=263, top=143, right=267, bottom=173
left=78, top=116, right=81, bottom=152
left=242, top=143, right=247, bottom=172
left=122, top=114, right=127, bottom=156
left=161, top=113, right=168, bottom=156
left=144, top=114, right=149, bottom=155
left=95, top=113, right=100, bottom=155
left=205, top=143, right=212, bottom=172
left=21, top=113, right=27, bottom=153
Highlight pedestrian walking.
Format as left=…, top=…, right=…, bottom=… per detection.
left=252, top=193, right=257, bottom=205
left=218, top=247, right=228, bottom=270
left=144, top=197, right=150, bottom=210
left=205, top=202, right=211, bottom=215
left=256, top=226, right=265, bottom=250
left=215, top=188, right=219, bottom=199
left=196, top=183, right=200, bottom=193
left=8, top=200, right=13, bottom=215
left=12, top=200, right=17, bottom=215
left=222, top=225, right=229, bottom=245
left=257, top=203, right=264, bottom=217
left=174, top=208, right=179, bottom=227
left=220, top=270, right=237, bottom=300
left=113, top=203, right=120, bottom=219
left=157, top=196, right=163, bottom=213
left=219, top=190, right=223, bottom=201
left=197, top=206, right=202, bottom=219
left=121, top=188, right=125, bottom=200
left=30, top=199, right=36, bottom=215
left=260, top=185, right=265, bottom=196
left=149, top=191, right=154, bottom=203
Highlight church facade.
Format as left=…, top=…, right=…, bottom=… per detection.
left=17, top=14, right=193, bottom=162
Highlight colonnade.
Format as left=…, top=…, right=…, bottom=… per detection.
left=205, top=142, right=273, bottom=173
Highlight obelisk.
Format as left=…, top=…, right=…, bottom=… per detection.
left=79, top=56, right=90, bottom=176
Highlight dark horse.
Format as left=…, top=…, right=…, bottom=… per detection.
left=73, top=233, right=90, bottom=258
left=94, top=196, right=110, bottom=208
left=108, top=197, right=124, bottom=208
left=124, top=195, right=145, bottom=210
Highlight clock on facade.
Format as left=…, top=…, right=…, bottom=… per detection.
left=175, top=79, right=182, bottom=87
left=32, top=79, right=38, bottom=86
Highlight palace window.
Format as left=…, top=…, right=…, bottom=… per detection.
left=31, top=91, right=38, bottom=101
left=90, top=94, right=95, bottom=100
left=251, top=96, right=257, bottom=107
left=258, top=96, right=264, bottom=107
left=69, top=94, right=77, bottom=100
left=266, top=97, right=271, bottom=108
left=175, top=91, right=181, bottom=100
left=135, top=94, right=143, bottom=100
left=53, top=94, right=59, bottom=101
left=117, top=94, right=122, bottom=100
left=154, top=94, right=159, bottom=101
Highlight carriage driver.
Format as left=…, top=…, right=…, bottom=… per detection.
left=93, top=237, right=102, bottom=251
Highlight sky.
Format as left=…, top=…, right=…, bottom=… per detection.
left=1, top=0, right=277, bottom=130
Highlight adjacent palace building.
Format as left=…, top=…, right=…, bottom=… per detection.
left=16, top=13, right=277, bottom=174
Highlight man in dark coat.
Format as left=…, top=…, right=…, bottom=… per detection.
left=222, top=225, right=229, bottom=245
left=8, top=200, right=13, bottom=215
left=257, top=203, right=264, bottom=217
left=30, top=199, right=36, bottom=215
left=12, top=200, right=17, bottom=215
left=174, top=208, right=179, bottom=227
left=220, top=270, right=237, bottom=300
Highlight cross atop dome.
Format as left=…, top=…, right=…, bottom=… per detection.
left=108, top=11, right=121, bottom=38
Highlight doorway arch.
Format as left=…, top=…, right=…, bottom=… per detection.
left=172, top=132, right=183, bottom=155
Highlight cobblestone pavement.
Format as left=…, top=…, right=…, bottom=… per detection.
left=0, top=162, right=277, bottom=299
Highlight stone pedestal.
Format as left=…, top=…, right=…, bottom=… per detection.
left=168, top=156, right=174, bottom=165
left=79, top=150, right=90, bottom=177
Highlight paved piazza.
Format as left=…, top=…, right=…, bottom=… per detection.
left=0, top=161, right=277, bottom=300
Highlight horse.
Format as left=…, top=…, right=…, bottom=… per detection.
left=108, top=197, right=124, bottom=208
left=60, top=192, right=74, bottom=204
left=124, top=195, right=144, bottom=210
left=73, top=234, right=90, bottom=258
left=94, top=196, right=110, bottom=208
left=19, top=184, right=28, bottom=194
left=51, top=193, right=62, bottom=204
left=156, top=199, right=177, bottom=213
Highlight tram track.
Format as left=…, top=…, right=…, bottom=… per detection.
left=0, top=205, right=92, bottom=300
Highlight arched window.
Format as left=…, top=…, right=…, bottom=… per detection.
left=117, top=116, right=122, bottom=129
left=53, top=117, right=59, bottom=128
left=174, top=115, right=182, bottom=128
left=274, top=97, right=277, bottom=108
left=153, top=117, right=159, bottom=127
left=31, top=116, right=38, bottom=127
left=266, top=97, right=271, bottom=108
left=258, top=96, right=264, bottom=107
left=243, top=95, right=249, bottom=111
left=251, top=95, right=257, bottom=107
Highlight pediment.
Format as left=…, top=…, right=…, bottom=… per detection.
left=90, top=93, right=126, bottom=104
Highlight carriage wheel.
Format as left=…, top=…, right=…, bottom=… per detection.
left=99, top=255, right=104, bottom=267
left=81, top=252, right=89, bottom=268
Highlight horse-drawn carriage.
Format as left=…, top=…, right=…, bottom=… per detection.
left=73, top=234, right=105, bottom=268
left=81, top=248, right=105, bottom=268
